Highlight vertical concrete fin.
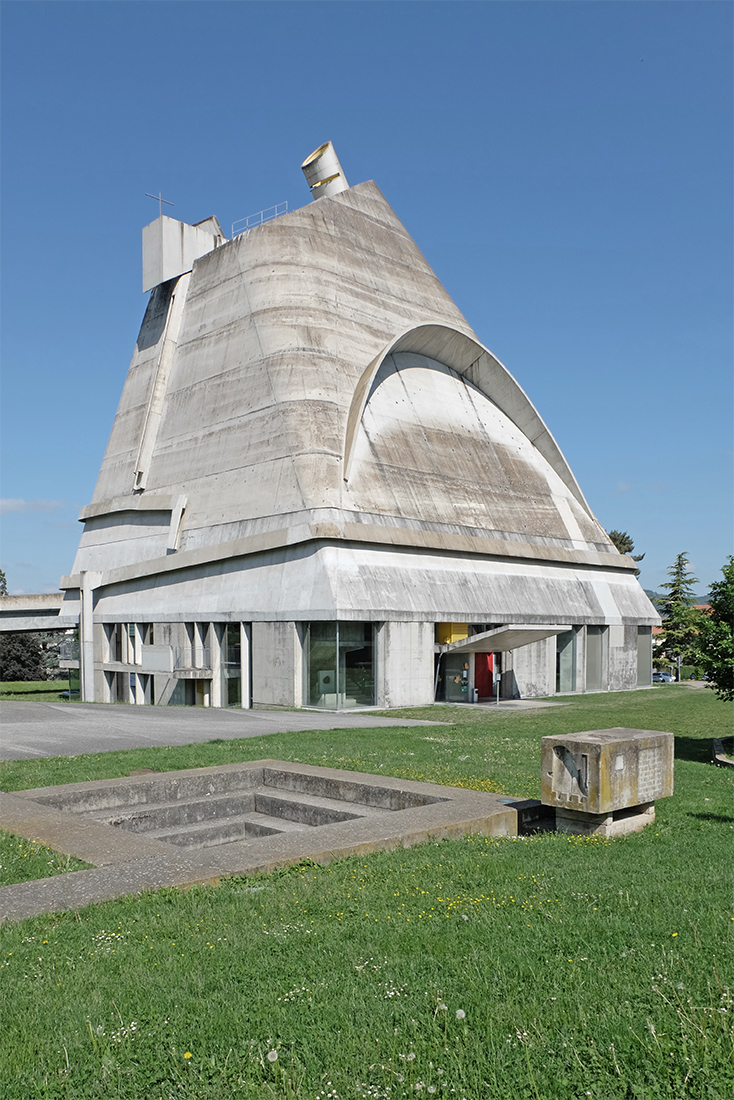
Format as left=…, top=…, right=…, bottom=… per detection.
left=132, top=273, right=190, bottom=492
left=79, top=571, right=102, bottom=703
left=154, top=675, right=179, bottom=707
left=166, top=495, right=187, bottom=553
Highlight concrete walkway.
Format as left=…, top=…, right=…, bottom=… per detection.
left=0, top=701, right=445, bottom=761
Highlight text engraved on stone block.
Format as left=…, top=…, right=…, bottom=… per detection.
left=637, top=747, right=663, bottom=803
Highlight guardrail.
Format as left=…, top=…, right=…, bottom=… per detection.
left=231, top=202, right=288, bottom=238
left=173, top=647, right=211, bottom=670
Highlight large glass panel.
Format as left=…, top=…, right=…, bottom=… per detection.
left=556, top=629, right=577, bottom=693
left=444, top=652, right=470, bottom=702
left=223, top=623, right=241, bottom=707
left=637, top=626, right=652, bottom=686
left=339, top=622, right=375, bottom=707
left=68, top=665, right=80, bottom=700
left=306, top=623, right=338, bottom=708
left=586, top=626, right=604, bottom=691
left=305, top=623, right=374, bottom=708
left=169, top=679, right=196, bottom=706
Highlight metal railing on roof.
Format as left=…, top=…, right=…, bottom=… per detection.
left=231, top=202, right=288, bottom=239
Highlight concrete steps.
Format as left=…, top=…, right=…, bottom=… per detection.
left=146, top=810, right=306, bottom=849
left=79, top=790, right=257, bottom=833
left=253, top=788, right=381, bottom=827
left=76, top=784, right=383, bottom=850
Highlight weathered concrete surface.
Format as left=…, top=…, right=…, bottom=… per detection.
left=142, top=214, right=224, bottom=294
left=541, top=727, right=674, bottom=815
left=78, top=544, right=659, bottom=628
left=554, top=802, right=656, bottom=838
left=0, top=700, right=445, bottom=761
left=0, top=761, right=518, bottom=922
left=0, top=789, right=174, bottom=865
left=52, top=167, right=659, bottom=710
left=377, top=621, right=434, bottom=707
left=0, top=592, right=75, bottom=632
left=66, top=182, right=655, bottom=616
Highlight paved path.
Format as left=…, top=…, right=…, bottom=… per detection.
left=0, top=701, right=445, bottom=761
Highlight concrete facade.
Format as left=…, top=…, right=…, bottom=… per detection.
left=49, top=148, right=657, bottom=710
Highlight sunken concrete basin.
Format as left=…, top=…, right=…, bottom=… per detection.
left=0, top=761, right=522, bottom=922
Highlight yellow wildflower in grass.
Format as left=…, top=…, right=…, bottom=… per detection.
left=184, top=1052, right=192, bottom=1060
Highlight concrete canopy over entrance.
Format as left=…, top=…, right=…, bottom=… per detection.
left=441, top=625, right=572, bottom=654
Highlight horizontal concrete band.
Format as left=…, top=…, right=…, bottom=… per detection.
left=61, top=523, right=636, bottom=595
left=78, top=494, right=178, bottom=521
left=0, top=615, right=80, bottom=632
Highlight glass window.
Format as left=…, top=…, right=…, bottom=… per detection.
left=586, top=626, right=604, bottom=691
left=339, top=622, right=375, bottom=707
left=222, top=623, right=242, bottom=707
left=637, top=626, right=652, bottom=686
left=68, top=665, right=80, bottom=700
left=444, top=653, right=470, bottom=702
left=556, top=629, right=577, bottom=693
left=304, top=622, right=375, bottom=708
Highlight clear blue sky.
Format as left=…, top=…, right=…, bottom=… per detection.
left=1, top=0, right=731, bottom=597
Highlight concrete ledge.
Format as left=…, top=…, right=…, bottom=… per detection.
left=712, top=738, right=734, bottom=769
left=0, top=761, right=519, bottom=922
left=78, top=494, right=176, bottom=521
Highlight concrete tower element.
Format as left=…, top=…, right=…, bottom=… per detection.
left=60, top=147, right=658, bottom=709
left=301, top=141, right=349, bottom=199
left=142, top=215, right=225, bottom=293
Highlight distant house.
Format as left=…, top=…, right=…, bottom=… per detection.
left=53, top=144, right=658, bottom=708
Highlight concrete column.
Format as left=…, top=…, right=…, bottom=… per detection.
left=607, top=624, right=637, bottom=691
left=576, top=628, right=587, bottom=695
left=504, top=637, right=555, bottom=698
left=377, top=621, right=433, bottom=708
left=240, top=622, right=252, bottom=708
left=251, top=622, right=301, bottom=706
left=209, top=623, right=223, bottom=708
left=79, top=571, right=102, bottom=703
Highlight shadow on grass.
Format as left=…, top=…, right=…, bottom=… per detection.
left=673, top=736, right=715, bottom=764
left=687, top=812, right=734, bottom=824
left=1, top=687, right=66, bottom=697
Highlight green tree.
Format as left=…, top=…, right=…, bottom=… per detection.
left=0, top=633, right=46, bottom=681
left=693, top=556, right=734, bottom=701
left=607, top=530, right=645, bottom=576
left=656, top=552, right=700, bottom=679
left=0, top=568, right=7, bottom=596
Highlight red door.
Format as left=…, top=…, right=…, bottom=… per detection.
left=474, top=653, right=493, bottom=698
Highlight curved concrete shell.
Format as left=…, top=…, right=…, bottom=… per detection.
left=61, top=170, right=658, bottom=709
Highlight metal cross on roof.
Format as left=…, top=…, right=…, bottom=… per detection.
left=145, top=192, right=174, bottom=217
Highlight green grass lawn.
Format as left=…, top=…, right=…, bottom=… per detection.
left=0, top=679, right=72, bottom=702
left=0, top=833, right=90, bottom=886
left=0, top=686, right=732, bottom=1099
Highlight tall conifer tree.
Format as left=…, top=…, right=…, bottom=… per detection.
left=657, top=552, right=700, bottom=678
left=694, top=557, right=734, bottom=701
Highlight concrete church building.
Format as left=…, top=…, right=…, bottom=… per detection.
left=57, top=143, right=658, bottom=710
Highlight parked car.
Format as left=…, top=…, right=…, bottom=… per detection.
left=653, top=671, right=675, bottom=683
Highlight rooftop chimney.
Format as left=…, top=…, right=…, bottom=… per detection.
left=301, top=142, right=349, bottom=200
